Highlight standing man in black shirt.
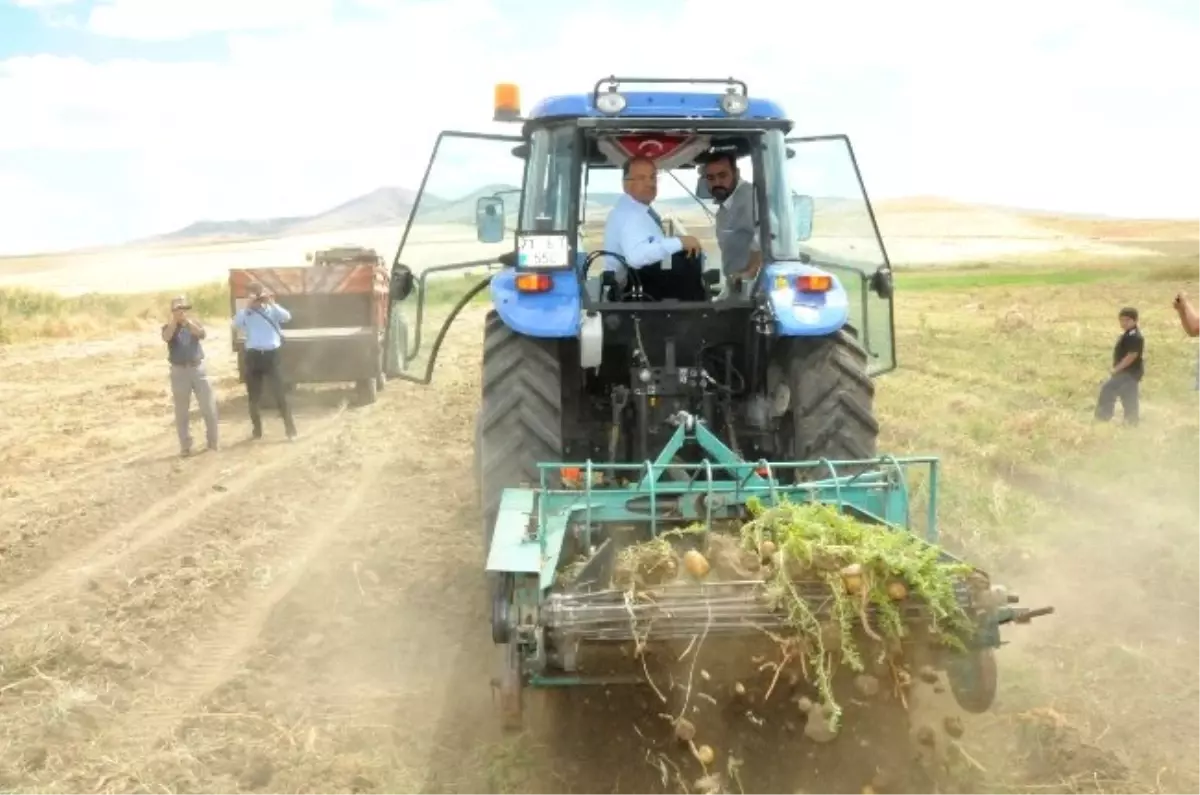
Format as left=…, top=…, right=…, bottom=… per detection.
left=162, top=294, right=220, bottom=455
left=1094, top=306, right=1144, bottom=426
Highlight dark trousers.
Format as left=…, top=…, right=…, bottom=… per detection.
left=1094, top=370, right=1140, bottom=425
left=245, top=348, right=296, bottom=437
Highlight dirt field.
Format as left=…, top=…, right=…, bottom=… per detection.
left=1, top=249, right=1197, bottom=794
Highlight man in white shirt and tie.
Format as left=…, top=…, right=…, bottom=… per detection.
left=603, top=155, right=703, bottom=293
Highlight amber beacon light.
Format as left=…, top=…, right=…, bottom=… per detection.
left=494, top=83, right=522, bottom=122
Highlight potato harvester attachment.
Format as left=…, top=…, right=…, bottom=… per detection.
left=485, top=410, right=1053, bottom=729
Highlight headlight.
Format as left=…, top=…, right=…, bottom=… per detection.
left=720, top=90, right=748, bottom=116
left=596, top=90, right=627, bottom=114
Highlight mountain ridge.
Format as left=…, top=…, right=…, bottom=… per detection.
left=139, top=185, right=1198, bottom=248
left=143, top=186, right=714, bottom=245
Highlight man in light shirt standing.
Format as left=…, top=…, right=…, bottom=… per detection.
left=603, top=155, right=703, bottom=295
left=703, top=151, right=762, bottom=300
left=233, top=283, right=298, bottom=441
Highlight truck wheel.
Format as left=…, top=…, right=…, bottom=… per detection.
left=775, top=329, right=878, bottom=480
left=478, top=311, right=563, bottom=552
left=356, top=377, right=378, bottom=406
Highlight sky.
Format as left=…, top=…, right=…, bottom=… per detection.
left=0, top=0, right=1197, bottom=255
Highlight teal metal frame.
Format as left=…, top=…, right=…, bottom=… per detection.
left=485, top=416, right=1053, bottom=711
left=484, top=418, right=942, bottom=591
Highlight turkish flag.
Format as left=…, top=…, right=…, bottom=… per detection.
left=614, top=135, right=691, bottom=161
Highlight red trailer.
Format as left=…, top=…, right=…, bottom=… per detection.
left=228, top=247, right=390, bottom=405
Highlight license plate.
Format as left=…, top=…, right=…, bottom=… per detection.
left=517, top=234, right=570, bottom=269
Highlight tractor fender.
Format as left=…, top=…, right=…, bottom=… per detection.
left=489, top=268, right=581, bottom=338
left=763, top=261, right=851, bottom=337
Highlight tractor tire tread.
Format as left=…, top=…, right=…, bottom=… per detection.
left=788, top=329, right=879, bottom=465
left=478, top=311, right=563, bottom=547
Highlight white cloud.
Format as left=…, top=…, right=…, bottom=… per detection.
left=84, top=0, right=338, bottom=39
left=0, top=0, right=517, bottom=247
left=0, top=0, right=1196, bottom=254
left=0, top=169, right=93, bottom=254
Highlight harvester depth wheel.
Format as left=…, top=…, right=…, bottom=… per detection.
left=777, top=329, right=879, bottom=477
left=477, top=311, right=564, bottom=550
left=492, top=640, right=525, bottom=731
left=947, top=648, right=999, bottom=714
left=356, top=377, right=378, bottom=406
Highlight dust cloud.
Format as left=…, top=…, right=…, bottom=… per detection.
left=959, top=454, right=1200, bottom=794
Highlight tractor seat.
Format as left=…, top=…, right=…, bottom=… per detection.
left=577, top=248, right=710, bottom=303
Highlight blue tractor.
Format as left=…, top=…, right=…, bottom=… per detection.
left=383, top=77, right=1051, bottom=732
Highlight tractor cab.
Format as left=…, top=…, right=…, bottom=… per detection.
left=386, top=77, right=895, bottom=382
left=474, top=119, right=817, bottom=308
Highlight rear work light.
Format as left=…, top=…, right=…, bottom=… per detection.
left=795, top=274, right=832, bottom=293
left=515, top=273, right=553, bottom=293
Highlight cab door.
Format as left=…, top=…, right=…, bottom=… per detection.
left=784, top=135, right=896, bottom=376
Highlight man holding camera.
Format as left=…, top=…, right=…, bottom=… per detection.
left=162, top=295, right=219, bottom=456
left=233, top=283, right=298, bottom=441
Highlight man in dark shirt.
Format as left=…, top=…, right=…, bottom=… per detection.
left=162, top=295, right=219, bottom=455
left=1094, top=306, right=1144, bottom=426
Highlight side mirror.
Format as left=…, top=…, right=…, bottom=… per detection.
left=792, top=194, right=814, bottom=242
left=694, top=174, right=713, bottom=201
left=870, top=265, right=894, bottom=299
left=389, top=263, right=415, bottom=301
left=476, top=196, right=505, bottom=243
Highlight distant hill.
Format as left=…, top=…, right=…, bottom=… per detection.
left=156, top=215, right=309, bottom=241
left=142, top=185, right=713, bottom=246
left=286, top=186, right=432, bottom=235
left=145, top=186, right=436, bottom=245
left=137, top=184, right=1198, bottom=250
left=417, top=183, right=522, bottom=224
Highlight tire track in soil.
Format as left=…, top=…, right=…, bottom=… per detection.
left=95, top=447, right=393, bottom=760
left=0, top=401, right=351, bottom=622
left=0, top=334, right=153, bottom=370
left=1, top=436, right=176, bottom=510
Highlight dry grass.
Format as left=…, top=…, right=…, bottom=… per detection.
left=871, top=253, right=1200, bottom=795
left=0, top=247, right=1197, bottom=794
left=0, top=272, right=490, bottom=347
left=0, top=283, right=228, bottom=345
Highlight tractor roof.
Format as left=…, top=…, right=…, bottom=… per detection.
left=525, top=91, right=788, bottom=123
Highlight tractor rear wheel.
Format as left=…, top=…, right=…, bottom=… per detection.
left=775, top=329, right=879, bottom=478
left=477, top=310, right=564, bottom=552
left=477, top=311, right=564, bottom=732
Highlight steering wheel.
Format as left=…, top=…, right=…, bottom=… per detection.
left=582, top=250, right=659, bottom=302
